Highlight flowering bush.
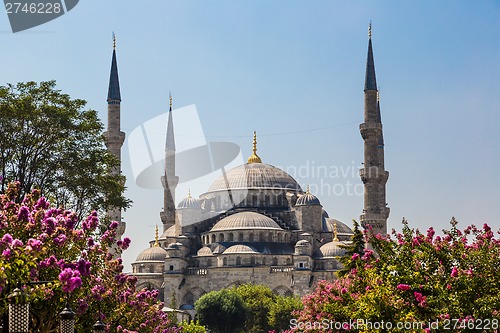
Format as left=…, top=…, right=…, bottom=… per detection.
left=0, top=182, right=180, bottom=332
left=285, top=218, right=500, bottom=332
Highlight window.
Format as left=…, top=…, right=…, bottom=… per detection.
left=259, top=232, right=264, bottom=242
left=238, top=233, right=244, bottom=242
left=268, top=232, right=273, bottom=242
left=219, top=233, right=225, bottom=242
left=211, top=234, right=216, bottom=243
left=229, top=233, right=234, bottom=241
left=169, top=265, right=174, bottom=271
left=272, top=257, right=278, bottom=266
left=286, top=258, right=291, bottom=265
left=250, top=257, right=256, bottom=265
left=299, top=262, right=304, bottom=268
left=223, top=257, right=227, bottom=266
left=249, top=233, right=254, bottom=242
left=236, top=257, right=241, bottom=266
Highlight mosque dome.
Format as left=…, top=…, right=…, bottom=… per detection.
left=295, top=240, right=311, bottom=247
left=210, top=212, right=282, bottom=232
left=136, top=245, right=167, bottom=261
left=319, top=241, right=346, bottom=258
left=323, top=219, right=354, bottom=236
left=160, top=225, right=175, bottom=239
left=197, top=247, right=213, bottom=256
left=296, top=187, right=320, bottom=206
left=177, top=191, right=200, bottom=209
left=206, top=163, right=302, bottom=193
left=223, top=244, right=259, bottom=254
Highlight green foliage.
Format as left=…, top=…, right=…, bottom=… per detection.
left=339, top=219, right=365, bottom=276
left=233, top=284, right=276, bottom=333
left=287, top=219, right=500, bottom=332
left=195, top=289, right=249, bottom=333
left=0, top=81, right=130, bottom=221
left=268, top=294, right=303, bottom=332
left=179, top=320, right=206, bottom=333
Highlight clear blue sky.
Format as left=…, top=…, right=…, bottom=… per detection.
left=2, top=1, right=499, bottom=270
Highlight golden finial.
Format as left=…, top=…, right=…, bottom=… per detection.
left=247, top=131, right=262, bottom=164
left=305, top=185, right=310, bottom=195
left=169, top=91, right=173, bottom=110
left=154, top=225, right=159, bottom=247
left=368, top=21, right=372, bottom=39
left=333, top=220, right=339, bottom=242
left=187, top=189, right=192, bottom=198
left=113, top=32, right=116, bottom=50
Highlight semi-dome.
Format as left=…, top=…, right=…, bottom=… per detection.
left=319, top=241, right=346, bottom=258
left=136, top=245, right=167, bottom=261
left=210, top=212, right=282, bottom=232
left=206, top=163, right=302, bottom=193
left=223, top=244, right=258, bottom=254
left=323, top=219, right=354, bottom=236
left=177, top=191, right=200, bottom=209
left=296, top=190, right=320, bottom=206
left=197, top=247, right=213, bottom=256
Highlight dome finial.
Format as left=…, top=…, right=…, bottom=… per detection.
left=368, top=21, right=372, bottom=39
left=113, top=32, right=116, bottom=50
left=247, top=131, right=262, bottom=164
left=187, top=189, right=192, bottom=198
left=306, top=185, right=310, bottom=194
left=154, top=225, right=159, bottom=247
left=333, top=220, right=339, bottom=242
left=169, top=91, right=172, bottom=111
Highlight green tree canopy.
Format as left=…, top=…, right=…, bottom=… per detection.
left=233, top=284, right=276, bottom=333
left=194, top=288, right=249, bottom=333
left=0, top=81, right=130, bottom=221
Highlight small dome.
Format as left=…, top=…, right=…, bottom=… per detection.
left=323, top=219, right=354, bottom=235
left=177, top=192, right=200, bottom=209
left=223, top=244, right=258, bottom=254
left=295, top=240, right=311, bottom=247
left=211, top=212, right=282, bottom=232
left=197, top=247, right=213, bottom=257
left=136, top=246, right=167, bottom=261
left=160, top=225, right=175, bottom=239
left=319, top=241, right=346, bottom=258
left=296, top=191, right=320, bottom=206
left=167, top=242, right=182, bottom=249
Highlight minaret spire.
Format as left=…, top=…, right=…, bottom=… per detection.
left=104, top=33, right=126, bottom=248
left=160, top=93, right=179, bottom=235
left=359, top=23, right=390, bottom=237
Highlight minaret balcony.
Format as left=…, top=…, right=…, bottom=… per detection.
left=359, top=168, right=389, bottom=183
left=359, top=123, right=382, bottom=139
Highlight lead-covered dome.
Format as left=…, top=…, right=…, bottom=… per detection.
left=223, top=244, right=258, bottom=254
left=210, top=212, right=282, bottom=232
left=206, top=163, right=302, bottom=193
left=296, top=191, right=320, bottom=206
left=177, top=193, right=200, bottom=209
left=136, top=245, right=167, bottom=261
left=319, top=241, right=346, bottom=258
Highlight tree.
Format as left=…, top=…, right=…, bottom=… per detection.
left=285, top=218, right=500, bottom=332
left=233, top=284, right=275, bottom=333
left=339, top=219, right=365, bottom=276
left=268, top=294, right=303, bottom=332
left=179, top=320, right=206, bottom=333
left=0, top=81, right=130, bottom=221
left=0, top=182, right=179, bottom=332
left=195, top=289, right=249, bottom=333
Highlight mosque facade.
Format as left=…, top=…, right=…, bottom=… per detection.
left=105, top=28, right=389, bottom=311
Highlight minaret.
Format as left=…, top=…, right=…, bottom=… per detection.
left=359, top=23, right=390, bottom=236
left=160, top=93, right=179, bottom=235
left=104, top=33, right=126, bottom=239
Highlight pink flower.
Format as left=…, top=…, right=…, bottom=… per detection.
left=351, top=253, right=360, bottom=260
left=397, top=284, right=411, bottom=291
left=451, top=267, right=459, bottom=277
left=110, top=221, right=119, bottom=229
left=1, top=233, right=13, bottom=245
left=58, top=268, right=82, bottom=293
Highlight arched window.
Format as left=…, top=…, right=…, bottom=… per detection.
left=268, top=232, right=273, bottom=242
left=211, top=234, right=216, bottom=243
left=259, top=232, right=264, bottom=242
left=229, top=233, right=234, bottom=242
left=284, top=234, right=289, bottom=243
left=223, top=257, right=227, bottom=266
left=250, top=257, right=256, bottom=265
left=238, top=233, right=244, bottom=242
left=262, top=257, right=266, bottom=265
left=249, top=233, right=254, bottom=242
left=286, top=258, right=291, bottom=265
left=272, top=257, right=278, bottom=266
left=219, top=233, right=225, bottom=242
left=236, top=257, right=241, bottom=266
left=278, top=233, right=283, bottom=242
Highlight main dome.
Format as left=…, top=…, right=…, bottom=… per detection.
left=207, top=163, right=302, bottom=193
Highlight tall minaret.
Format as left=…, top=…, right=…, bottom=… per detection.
left=160, top=93, right=179, bottom=235
left=104, top=34, right=126, bottom=239
left=359, top=23, right=390, bottom=236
